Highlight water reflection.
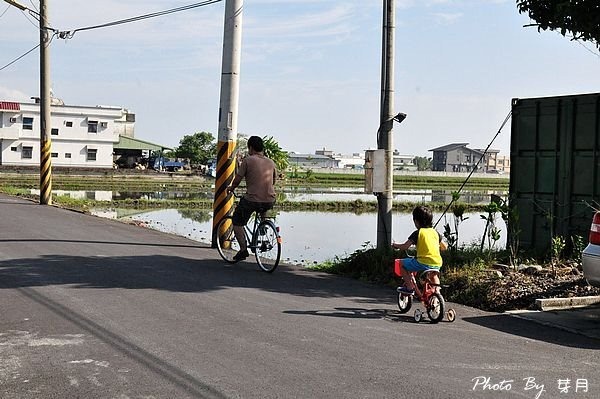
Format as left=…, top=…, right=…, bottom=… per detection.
left=42, top=188, right=507, bottom=204
left=91, top=208, right=507, bottom=265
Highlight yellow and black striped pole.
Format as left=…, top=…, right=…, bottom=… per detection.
left=212, top=0, right=243, bottom=247
left=39, top=0, right=52, bottom=205
left=212, top=141, right=236, bottom=246
left=39, top=136, right=52, bottom=205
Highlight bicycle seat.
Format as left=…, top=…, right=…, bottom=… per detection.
left=255, top=206, right=271, bottom=214
left=419, top=269, right=441, bottom=284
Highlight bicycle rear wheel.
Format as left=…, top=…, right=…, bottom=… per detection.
left=215, top=216, right=240, bottom=263
left=426, top=293, right=445, bottom=324
left=254, top=220, right=281, bottom=273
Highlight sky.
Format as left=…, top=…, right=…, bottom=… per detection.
left=1, top=0, right=599, bottom=158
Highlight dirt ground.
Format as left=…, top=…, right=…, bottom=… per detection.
left=479, top=263, right=600, bottom=312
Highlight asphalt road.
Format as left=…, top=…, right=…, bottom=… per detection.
left=0, top=194, right=598, bottom=399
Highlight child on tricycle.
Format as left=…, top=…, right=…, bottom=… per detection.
left=392, top=205, right=455, bottom=323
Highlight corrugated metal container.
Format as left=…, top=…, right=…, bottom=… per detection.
left=510, top=92, right=600, bottom=253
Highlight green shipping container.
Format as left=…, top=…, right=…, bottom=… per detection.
left=510, top=92, right=600, bottom=253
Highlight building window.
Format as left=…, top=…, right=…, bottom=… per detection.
left=51, top=152, right=58, bottom=158
left=51, top=128, right=59, bottom=135
left=10, top=147, right=17, bottom=152
left=22, top=146, right=33, bottom=159
left=88, top=120, right=98, bottom=133
left=65, top=153, right=71, bottom=159
left=87, top=148, right=97, bottom=161
left=23, top=117, right=33, bottom=130
left=65, top=121, right=73, bottom=127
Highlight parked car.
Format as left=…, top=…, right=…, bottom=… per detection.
left=582, top=211, right=600, bottom=287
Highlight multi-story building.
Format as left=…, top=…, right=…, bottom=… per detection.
left=0, top=97, right=135, bottom=168
left=485, top=154, right=510, bottom=173
left=392, top=150, right=416, bottom=171
left=429, top=143, right=500, bottom=172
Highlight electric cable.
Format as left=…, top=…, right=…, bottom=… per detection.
left=58, top=0, right=223, bottom=39
left=0, top=43, right=40, bottom=71
left=1, top=4, right=10, bottom=18
left=28, top=0, right=39, bottom=13
left=433, top=109, right=513, bottom=228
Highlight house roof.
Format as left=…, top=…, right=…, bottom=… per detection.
left=473, top=148, right=500, bottom=154
left=428, top=143, right=470, bottom=152
left=114, top=135, right=172, bottom=152
left=288, top=153, right=333, bottom=160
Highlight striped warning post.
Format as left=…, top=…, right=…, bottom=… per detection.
left=39, top=138, right=52, bottom=205
left=212, top=140, right=236, bottom=247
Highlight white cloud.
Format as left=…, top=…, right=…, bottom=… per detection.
left=432, top=12, right=463, bottom=25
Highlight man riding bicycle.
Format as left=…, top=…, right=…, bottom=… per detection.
left=226, top=136, right=277, bottom=262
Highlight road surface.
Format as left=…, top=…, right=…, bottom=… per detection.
left=0, top=194, right=597, bottom=398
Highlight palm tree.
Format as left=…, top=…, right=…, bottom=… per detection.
left=262, top=135, right=289, bottom=172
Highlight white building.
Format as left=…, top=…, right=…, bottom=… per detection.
left=334, top=152, right=365, bottom=169
left=0, top=98, right=135, bottom=168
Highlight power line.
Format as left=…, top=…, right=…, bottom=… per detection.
left=1, top=0, right=222, bottom=71
left=58, top=0, right=223, bottom=39
left=1, top=4, right=10, bottom=18
left=0, top=43, right=40, bottom=71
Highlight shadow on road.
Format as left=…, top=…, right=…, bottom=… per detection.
left=0, top=253, right=391, bottom=302
left=1, top=253, right=598, bottom=349
left=461, top=314, right=600, bottom=350
left=283, top=307, right=456, bottom=324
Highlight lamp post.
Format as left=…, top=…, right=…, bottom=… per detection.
left=3, top=0, right=52, bottom=205
left=377, top=0, right=396, bottom=249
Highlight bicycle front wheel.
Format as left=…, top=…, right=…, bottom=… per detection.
left=215, top=216, right=241, bottom=263
left=254, top=220, right=281, bottom=273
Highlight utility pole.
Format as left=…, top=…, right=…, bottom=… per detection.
left=212, top=0, right=243, bottom=247
left=39, top=0, right=52, bottom=205
left=377, top=0, right=395, bottom=249
left=2, top=0, right=52, bottom=205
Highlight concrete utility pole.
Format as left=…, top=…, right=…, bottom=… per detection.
left=3, top=0, right=52, bottom=205
left=39, top=0, right=52, bottom=205
left=212, top=0, right=243, bottom=247
left=377, top=0, right=395, bottom=249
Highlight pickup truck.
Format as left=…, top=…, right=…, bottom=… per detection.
left=149, top=156, right=186, bottom=172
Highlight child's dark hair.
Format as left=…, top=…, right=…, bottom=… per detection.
left=412, top=205, right=433, bottom=228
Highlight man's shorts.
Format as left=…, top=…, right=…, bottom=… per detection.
left=232, top=197, right=275, bottom=226
left=401, top=257, right=440, bottom=272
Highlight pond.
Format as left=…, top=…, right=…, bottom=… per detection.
left=90, top=207, right=507, bottom=265
left=32, top=188, right=508, bottom=264
left=39, top=187, right=507, bottom=205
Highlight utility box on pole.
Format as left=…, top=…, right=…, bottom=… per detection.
left=365, top=149, right=386, bottom=193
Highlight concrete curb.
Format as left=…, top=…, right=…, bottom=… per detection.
left=534, top=296, right=600, bottom=311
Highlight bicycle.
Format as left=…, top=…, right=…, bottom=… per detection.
left=395, top=259, right=456, bottom=323
left=215, top=192, right=282, bottom=273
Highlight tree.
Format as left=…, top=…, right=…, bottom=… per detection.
left=262, top=135, right=289, bottom=172
left=236, top=134, right=289, bottom=172
left=516, top=1, right=600, bottom=48
left=413, top=156, right=432, bottom=171
left=174, top=132, right=216, bottom=166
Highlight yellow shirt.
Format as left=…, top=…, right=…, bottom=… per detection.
left=415, top=228, right=442, bottom=267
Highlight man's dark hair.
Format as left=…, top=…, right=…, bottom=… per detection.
left=412, top=205, right=433, bottom=228
left=247, top=136, right=264, bottom=152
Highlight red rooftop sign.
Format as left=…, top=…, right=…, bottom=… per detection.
left=0, top=102, right=20, bottom=111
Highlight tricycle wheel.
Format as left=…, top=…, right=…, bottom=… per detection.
left=414, top=309, right=422, bottom=323
left=446, top=308, right=456, bottom=322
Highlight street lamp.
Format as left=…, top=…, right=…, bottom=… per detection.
left=393, top=112, right=407, bottom=124
left=3, top=0, right=52, bottom=205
